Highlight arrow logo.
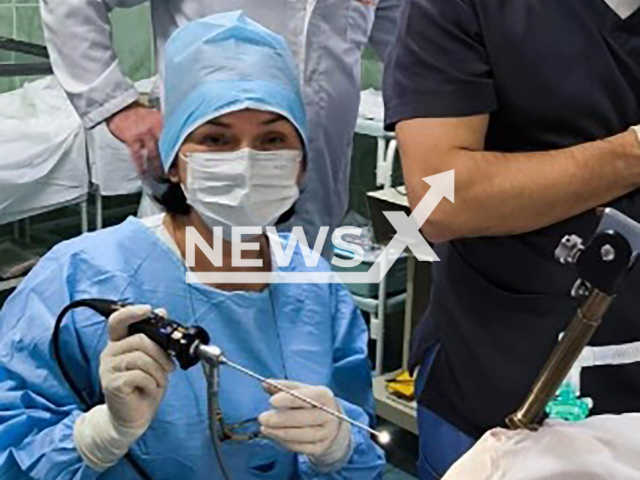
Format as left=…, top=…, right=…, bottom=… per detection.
left=369, top=170, right=455, bottom=281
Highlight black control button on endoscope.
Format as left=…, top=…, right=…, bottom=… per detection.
left=128, top=312, right=210, bottom=370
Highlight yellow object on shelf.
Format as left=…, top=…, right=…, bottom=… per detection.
left=385, top=370, right=415, bottom=401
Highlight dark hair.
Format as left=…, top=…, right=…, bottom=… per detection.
left=151, top=178, right=192, bottom=216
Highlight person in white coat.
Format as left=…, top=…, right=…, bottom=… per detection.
left=40, top=0, right=401, bottom=250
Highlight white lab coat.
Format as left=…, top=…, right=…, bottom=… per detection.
left=40, top=0, right=402, bottom=244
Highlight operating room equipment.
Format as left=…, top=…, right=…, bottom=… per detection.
left=0, top=40, right=85, bottom=227
left=205, top=350, right=392, bottom=445
left=507, top=207, right=640, bottom=431
left=51, top=298, right=389, bottom=479
left=0, top=74, right=92, bottom=299
left=50, top=298, right=388, bottom=479
left=0, top=73, right=150, bottom=244
left=567, top=340, right=640, bottom=395
left=385, top=371, right=415, bottom=402
left=54, top=298, right=390, bottom=444
left=202, top=357, right=232, bottom=480
left=544, top=382, right=593, bottom=422
left=546, top=339, right=640, bottom=422
left=0, top=36, right=52, bottom=78
left=0, top=77, right=89, bottom=227
left=356, top=89, right=398, bottom=190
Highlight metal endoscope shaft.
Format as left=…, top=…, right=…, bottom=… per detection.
left=506, top=289, right=613, bottom=431
left=196, top=344, right=388, bottom=442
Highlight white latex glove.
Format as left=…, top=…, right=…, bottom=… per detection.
left=259, top=381, right=353, bottom=473
left=74, top=305, right=175, bottom=471
left=442, top=414, right=640, bottom=480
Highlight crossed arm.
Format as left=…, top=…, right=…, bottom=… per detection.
left=397, top=115, right=640, bottom=243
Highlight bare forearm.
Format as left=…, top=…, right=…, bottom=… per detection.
left=404, top=129, right=640, bottom=242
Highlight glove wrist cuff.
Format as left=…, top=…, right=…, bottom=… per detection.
left=74, top=405, right=145, bottom=471
left=308, top=406, right=354, bottom=473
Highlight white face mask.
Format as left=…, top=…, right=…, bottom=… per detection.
left=180, top=148, right=302, bottom=239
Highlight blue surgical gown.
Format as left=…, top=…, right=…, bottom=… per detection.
left=0, top=217, right=384, bottom=479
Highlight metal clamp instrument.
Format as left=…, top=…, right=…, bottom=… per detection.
left=507, top=208, right=640, bottom=430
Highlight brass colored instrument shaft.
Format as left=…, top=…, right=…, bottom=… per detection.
left=507, top=290, right=613, bottom=431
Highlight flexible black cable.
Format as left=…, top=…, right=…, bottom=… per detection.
left=211, top=394, right=232, bottom=480
left=51, top=300, right=154, bottom=480
left=204, top=362, right=232, bottom=480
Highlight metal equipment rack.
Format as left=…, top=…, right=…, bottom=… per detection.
left=0, top=36, right=52, bottom=77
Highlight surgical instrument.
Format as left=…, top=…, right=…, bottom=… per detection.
left=155, top=319, right=389, bottom=444
left=198, top=345, right=390, bottom=444
left=52, top=299, right=390, bottom=443
left=507, top=208, right=640, bottom=431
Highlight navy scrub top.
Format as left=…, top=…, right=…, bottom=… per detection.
left=384, top=0, right=640, bottom=438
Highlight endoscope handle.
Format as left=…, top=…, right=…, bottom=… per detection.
left=128, top=312, right=210, bottom=371
left=128, top=313, right=174, bottom=351
left=59, top=299, right=210, bottom=371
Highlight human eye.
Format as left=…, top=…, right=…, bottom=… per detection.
left=261, top=132, right=291, bottom=150
left=200, top=133, right=232, bottom=147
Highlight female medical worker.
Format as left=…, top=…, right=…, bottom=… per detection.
left=0, top=12, right=384, bottom=480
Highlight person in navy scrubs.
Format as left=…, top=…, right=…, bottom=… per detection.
left=383, top=1, right=640, bottom=478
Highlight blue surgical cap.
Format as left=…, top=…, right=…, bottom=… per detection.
left=159, top=11, right=308, bottom=171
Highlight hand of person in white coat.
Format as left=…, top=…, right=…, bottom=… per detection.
left=107, top=102, right=163, bottom=177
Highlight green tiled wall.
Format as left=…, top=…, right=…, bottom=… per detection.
left=111, top=5, right=155, bottom=82
left=0, top=5, right=15, bottom=92
left=13, top=5, right=44, bottom=71
left=361, top=47, right=383, bottom=91
left=0, top=2, right=154, bottom=93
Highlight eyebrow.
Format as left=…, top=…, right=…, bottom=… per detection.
left=262, top=115, right=286, bottom=126
left=206, top=119, right=232, bottom=128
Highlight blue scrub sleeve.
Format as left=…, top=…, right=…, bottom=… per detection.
left=0, top=253, right=104, bottom=480
left=298, top=283, right=385, bottom=479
